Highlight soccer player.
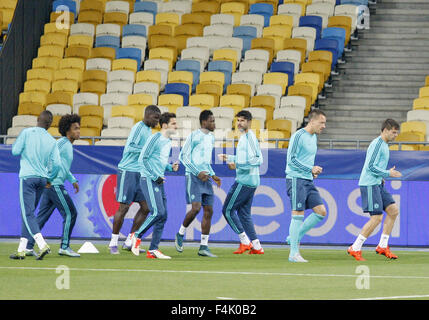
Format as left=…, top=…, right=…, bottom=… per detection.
left=108, top=105, right=161, bottom=254
left=26, top=114, right=81, bottom=257
left=285, top=109, right=328, bottom=263
left=130, top=112, right=179, bottom=259
left=348, top=119, right=402, bottom=261
left=218, top=110, right=264, bottom=254
left=175, top=110, right=221, bottom=258
left=10, top=110, right=62, bottom=260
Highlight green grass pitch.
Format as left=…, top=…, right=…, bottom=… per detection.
left=1, top=242, right=429, bottom=300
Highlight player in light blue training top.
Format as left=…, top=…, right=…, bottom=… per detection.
left=26, top=114, right=81, bottom=257
left=285, top=109, right=327, bottom=263
left=108, top=105, right=161, bottom=255
left=175, top=110, right=221, bottom=258
left=218, top=110, right=265, bottom=255
left=10, top=110, right=61, bottom=260
left=348, top=119, right=402, bottom=261
left=130, top=112, right=179, bottom=259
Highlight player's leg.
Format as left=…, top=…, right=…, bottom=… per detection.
left=146, top=185, right=170, bottom=259
left=198, top=203, right=217, bottom=257
left=222, top=182, right=249, bottom=253
left=375, top=187, right=398, bottom=259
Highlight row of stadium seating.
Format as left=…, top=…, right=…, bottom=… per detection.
left=7, top=0, right=366, bottom=146
left=0, top=0, right=17, bottom=49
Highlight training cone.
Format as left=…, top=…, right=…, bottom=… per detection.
left=77, top=241, right=99, bottom=254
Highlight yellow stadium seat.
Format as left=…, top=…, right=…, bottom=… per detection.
left=27, top=68, right=53, bottom=83
left=220, top=2, right=246, bottom=26
left=46, top=91, right=73, bottom=106
left=250, top=95, right=276, bottom=121
left=263, top=25, right=292, bottom=54
left=175, top=24, right=204, bottom=53
left=425, top=75, right=429, bottom=87
left=51, top=115, right=62, bottom=127
left=259, top=0, right=279, bottom=14
left=54, top=69, right=82, bottom=87
left=90, top=47, right=117, bottom=61
left=44, top=21, right=70, bottom=36
left=59, top=57, right=85, bottom=71
left=401, top=121, right=426, bottom=137
left=328, top=16, right=352, bottom=45
left=189, top=94, right=217, bottom=109
left=148, top=48, right=175, bottom=71
left=199, top=72, right=225, bottom=92
left=148, top=35, right=178, bottom=63
left=19, top=91, right=47, bottom=107
left=79, top=105, right=104, bottom=118
left=81, top=80, right=106, bottom=96
left=68, top=34, right=94, bottom=49
left=128, top=93, right=154, bottom=107
left=181, top=13, right=210, bottom=27
left=158, top=94, right=184, bottom=113
left=80, top=127, right=100, bottom=144
left=213, top=49, right=238, bottom=72
left=136, top=70, right=162, bottom=89
left=111, top=105, right=138, bottom=121
left=24, top=79, right=51, bottom=94
left=283, top=38, right=307, bottom=65
left=103, top=12, right=128, bottom=26
left=32, top=57, right=61, bottom=71
left=308, top=50, right=333, bottom=69
left=219, top=94, right=246, bottom=114
left=394, top=132, right=425, bottom=151
left=419, top=87, right=429, bottom=98
left=266, top=119, right=292, bottom=138
left=40, top=33, right=68, bottom=48
left=263, top=72, right=288, bottom=95
left=18, top=102, right=45, bottom=116
left=260, top=130, right=288, bottom=148
left=413, top=97, right=429, bottom=110
left=82, top=69, right=107, bottom=84
left=226, top=83, right=252, bottom=108
left=64, top=46, right=92, bottom=60
left=111, top=58, right=138, bottom=73
left=81, top=116, right=103, bottom=131
left=155, top=12, right=180, bottom=30
left=294, top=72, right=320, bottom=103
left=270, top=14, right=294, bottom=28
left=78, top=11, right=103, bottom=26
left=196, top=83, right=223, bottom=106
left=51, top=79, right=79, bottom=95
left=302, top=61, right=331, bottom=84
left=48, top=127, right=61, bottom=137
left=50, top=11, right=75, bottom=25
left=80, top=0, right=105, bottom=14
left=287, top=84, right=313, bottom=116
left=251, top=38, right=275, bottom=65
left=168, top=71, right=193, bottom=94
left=389, top=144, right=418, bottom=151
left=38, top=45, right=64, bottom=58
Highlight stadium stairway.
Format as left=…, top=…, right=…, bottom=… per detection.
left=319, top=0, right=429, bottom=149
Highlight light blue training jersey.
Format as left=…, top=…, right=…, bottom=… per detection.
left=359, top=136, right=390, bottom=186
left=285, top=128, right=318, bottom=181
left=179, top=129, right=215, bottom=177
left=51, top=137, right=77, bottom=186
left=139, top=132, right=173, bottom=181
left=118, top=121, right=152, bottom=172
left=227, top=129, right=263, bottom=188
left=12, top=127, right=61, bottom=180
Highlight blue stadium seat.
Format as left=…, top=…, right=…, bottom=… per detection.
left=341, top=0, right=368, bottom=5
left=314, top=39, right=340, bottom=68
left=117, top=48, right=142, bottom=68
left=95, top=36, right=120, bottom=49
left=175, top=59, right=201, bottom=92
left=122, top=24, right=147, bottom=38
left=208, top=60, right=233, bottom=91
left=164, top=83, right=190, bottom=106
left=270, top=61, right=295, bottom=87
left=134, top=1, right=157, bottom=23
left=233, top=26, right=257, bottom=55
left=249, top=3, right=274, bottom=27
left=299, top=16, right=323, bottom=40
left=53, top=0, right=77, bottom=16
left=322, top=27, right=346, bottom=59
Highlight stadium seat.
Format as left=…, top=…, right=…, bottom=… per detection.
left=299, top=16, right=323, bottom=40
left=86, top=58, right=112, bottom=72
left=220, top=2, right=246, bottom=26
left=95, top=23, right=121, bottom=38
left=231, top=71, right=262, bottom=96
left=314, top=38, right=340, bottom=68
left=112, top=58, right=138, bottom=73
left=287, top=84, right=313, bottom=114
left=263, top=72, right=288, bottom=95
left=270, top=14, right=294, bottom=28
left=283, top=38, right=307, bottom=64
left=129, top=11, right=154, bottom=26
left=176, top=59, right=201, bottom=92
left=158, top=94, right=184, bottom=113
left=270, top=61, right=295, bottom=87
left=134, top=1, right=157, bottom=23
left=164, top=83, right=190, bottom=106
left=240, top=14, right=264, bottom=38
left=249, top=3, right=274, bottom=27
left=70, top=23, right=95, bottom=38
left=90, top=47, right=117, bottom=61
left=53, top=0, right=77, bottom=16
left=256, top=83, right=282, bottom=108
left=322, top=27, right=346, bottom=59
left=266, top=119, right=293, bottom=138
left=189, top=94, right=217, bottom=109
left=168, top=71, right=193, bottom=95
left=263, top=25, right=292, bottom=54
left=273, top=107, right=304, bottom=133
left=78, top=11, right=103, bottom=26
left=251, top=37, right=275, bottom=64
left=219, top=94, right=246, bottom=114
left=208, top=60, right=233, bottom=91
left=250, top=95, right=276, bottom=121
left=226, top=83, right=252, bottom=108
left=292, top=27, right=316, bottom=53
left=211, top=13, right=235, bottom=26
left=196, top=83, right=223, bottom=106
left=413, top=97, right=429, bottom=110
left=233, top=25, right=258, bottom=54
left=180, top=47, right=209, bottom=73
left=116, top=47, right=142, bottom=68
left=328, top=15, right=352, bottom=45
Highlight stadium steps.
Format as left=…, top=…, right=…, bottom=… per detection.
left=319, top=0, right=429, bottom=149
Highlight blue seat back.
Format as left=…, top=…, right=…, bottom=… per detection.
left=270, top=61, right=295, bottom=86
left=249, top=3, right=274, bottom=27
left=322, top=27, right=345, bottom=56
left=314, top=39, right=340, bottom=64
left=176, top=59, right=201, bottom=91
left=208, top=60, right=232, bottom=88
left=117, top=48, right=142, bottom=67
left=134, top=1, right=157, bottom=23
left=233, top=26, right=257, bottom=54
left=164, top=83, right=190, bottom=106
left=123, top=24, right=147, bottom=37
left=53, top=0, right=77, bottom=15
left=299, top=16, right=323, bottom=39
left=95, top=35, right=120, bottom=49
left=341, top=0, right=368, bottom=5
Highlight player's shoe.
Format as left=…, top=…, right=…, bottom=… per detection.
left=24, top=249, right=37, bottom=257
left=286, top=235, right=290, bottom=245
left=248, top=248, right=264, bottom=255
left=36, top=244, right=51, bottom=260
left=146, top=250, right=171, bottom=259
left=347, top=246, right=366, bottom=261
left=375, top=245, right=398, bottom=259
left=198, top=245, right=217, bottom=258
left=122, top=242, right=146, bottom=253
left=9, top=251, right=26, bottom=260
left=233, top=243, right=252, bottom=254
left=175, top=232, right=184, bottom=253
left=130, top=233, right=141, bottom=256
left=109, top=246, right=119, bottom=255
left=288, top=253, right=308, bottom=263
left=58, top=247, right=80, bottom=257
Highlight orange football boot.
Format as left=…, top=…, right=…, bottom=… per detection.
left=347, top=246, right=366, bottom=261
left=248, top=248, right=264, bottom=254
left=233, top=243, right=253, bottom=254
left=375, top=246, right=398, bottom=259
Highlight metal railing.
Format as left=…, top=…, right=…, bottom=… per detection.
left=2, top=134, right=429, bottom=150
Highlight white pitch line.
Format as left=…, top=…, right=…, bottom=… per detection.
left=216, top=297, right=235, bottom=300
left=353, top=294, right=429, bottom=300
left=1, top=266, right=429, bottom=280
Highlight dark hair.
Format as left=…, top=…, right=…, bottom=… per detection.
left=199, top=110, right=213, bottom=125
left=59, top=114, right=81, bottom=137
left=308, top=109, right=326, bottom=121
left=159, top=112, right=176, bottom=127
left=236, top=110, right=252, bottom=121
left=381, top=119, right=400, bottom=132
left=144, top=104, right=161, bottom=116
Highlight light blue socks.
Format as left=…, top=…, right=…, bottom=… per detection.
left=288, top=215, right=304, bottom=257
left=287, top=213, right=325, bottom=245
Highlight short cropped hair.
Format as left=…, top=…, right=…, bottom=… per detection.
left=159, top=112, right=176, bottom=127
left=381, top=119, right=400, bottom=132
left=59, top=114, right=81, bottom=137
left=236, top=110, right=252, bottom=121
left=144, top=104, right=161, bottom=116
left=199, top=110, right=213, bottom=125
left=308, top=109, right=326, bottom=121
